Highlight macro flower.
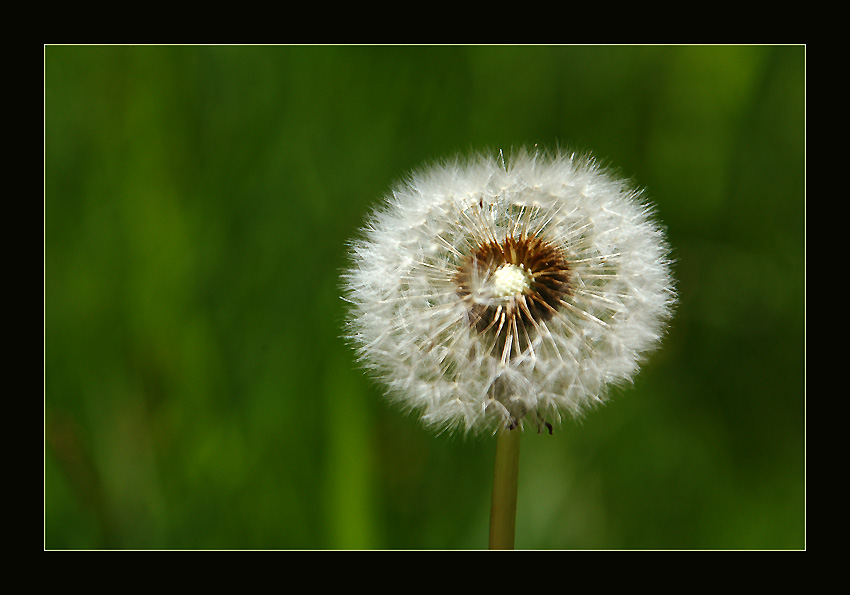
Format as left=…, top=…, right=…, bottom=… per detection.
left=343, top=148, right=675, bottom=435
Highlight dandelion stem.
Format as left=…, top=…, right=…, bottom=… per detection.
left=489, top=426, right=521, bottom=550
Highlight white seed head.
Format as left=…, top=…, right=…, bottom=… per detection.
left=342, top=147, right=676, bottom=435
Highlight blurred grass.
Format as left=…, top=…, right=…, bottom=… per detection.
left=44, top=45, right=805, bottom=550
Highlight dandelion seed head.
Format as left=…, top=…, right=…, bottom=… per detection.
left=342, top=147, right=676, bottom=436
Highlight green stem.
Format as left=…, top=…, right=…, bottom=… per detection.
left=489, top=426, right=521, bottom=550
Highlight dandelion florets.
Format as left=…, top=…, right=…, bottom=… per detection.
left=492, top=263, right=531, bottom=298
left=342, top=147, right=675, bottom=435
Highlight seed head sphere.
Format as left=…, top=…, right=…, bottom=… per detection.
left=343, top=148, right=675, bottom=435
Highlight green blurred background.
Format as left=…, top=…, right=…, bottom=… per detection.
left=44, top=45, right=805, bottom=550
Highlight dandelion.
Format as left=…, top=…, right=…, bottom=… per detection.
left=342, top=147, right=675, bottom=548
left=344, top=147, right=674, bottom=433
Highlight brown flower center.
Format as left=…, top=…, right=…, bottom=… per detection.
left=455, top=235, right=572, bottom=361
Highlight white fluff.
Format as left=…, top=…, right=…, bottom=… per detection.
left=342, top=148, right=676, bottom=435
